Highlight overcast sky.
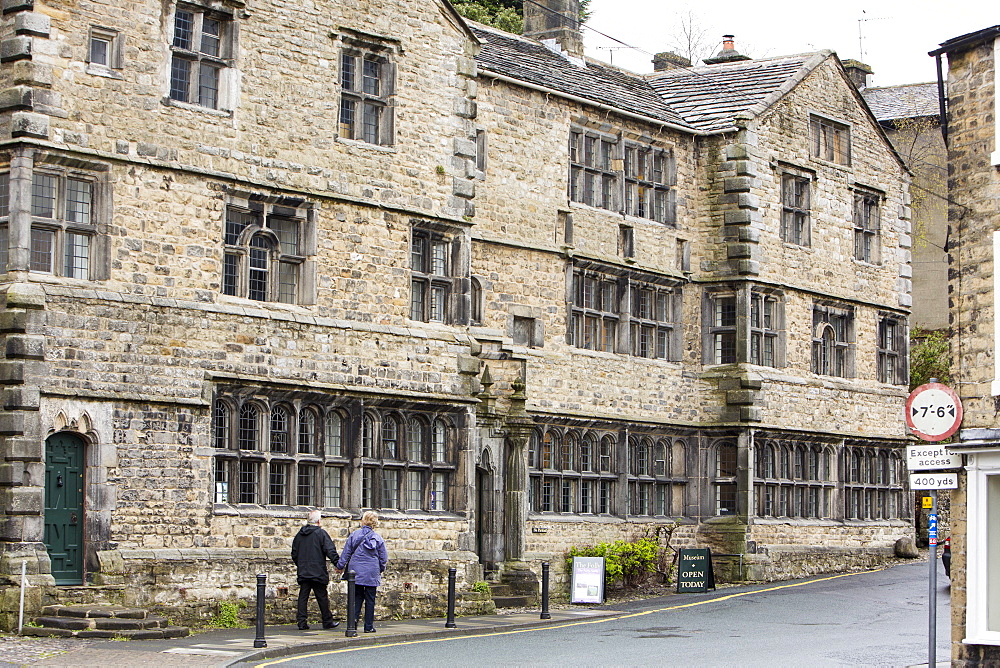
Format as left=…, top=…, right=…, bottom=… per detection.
left=581, top=1, right=993, bottom=87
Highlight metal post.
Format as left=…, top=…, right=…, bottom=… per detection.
left=253, top=573, right=267, bottom=649
left=540, top=562, right=551, bottom=620
left=928, top=491, right=938, bottom=667
left=345, top=571, right=358, bottom=637
left=445, top=567, right=457, bottom=628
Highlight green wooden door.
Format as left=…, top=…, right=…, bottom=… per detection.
left=44, top=433, right=84, bottom=585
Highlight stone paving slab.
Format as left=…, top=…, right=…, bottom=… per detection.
left=0, top=608, right=617, bottom=668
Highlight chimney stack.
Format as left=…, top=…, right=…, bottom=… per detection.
left=653, top=51, right=692, bottom=72
left=523, top=0, right=584, bottom=59
left=703, top=34, right=751, bottom=65
left=841, top=59, right=873, bottom=90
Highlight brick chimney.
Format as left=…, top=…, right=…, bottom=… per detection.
left=703, top=34, right=751, bottom=65
left=842, top=59, right=873, bottom=90
left=653, top=51, right=692, bottom=71
left=523, top=0, right=584, bottom=59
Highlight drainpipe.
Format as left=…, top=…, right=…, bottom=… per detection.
left=933, top=53, right=949, bottom=147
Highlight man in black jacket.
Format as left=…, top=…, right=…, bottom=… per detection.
left=291, top=510, right=341, bottom=630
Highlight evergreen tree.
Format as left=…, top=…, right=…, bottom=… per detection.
left=450, top=0, right=590, bottom=35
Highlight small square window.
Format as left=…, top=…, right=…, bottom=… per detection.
left=87, top=27, right=123, bottom=73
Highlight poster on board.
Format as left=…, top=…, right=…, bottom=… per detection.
left=570, top=556, right=605, bottom=603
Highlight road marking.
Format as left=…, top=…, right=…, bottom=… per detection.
left=254, top=569, right=882, bottom=666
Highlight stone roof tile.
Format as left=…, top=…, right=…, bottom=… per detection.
left=471, top=24, right=693, bottom=129
left=647, top=55, right=813, bottom=132
left=861, top=83, right=939, bottom=122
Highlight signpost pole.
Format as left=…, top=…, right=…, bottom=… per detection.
left=928, top=490, right=937, bottom=668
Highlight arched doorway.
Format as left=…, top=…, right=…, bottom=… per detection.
left=44, top=432, right=85, bottom=585
left=476, top=448, right=502, bottom=570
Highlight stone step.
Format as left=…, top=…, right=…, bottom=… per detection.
left=22, top=625, right=190, bottom=640
left=488, top=584, right=513, bottom=596
left=491, top=595, right=534, bottom=608
left=41, top=604, right=149, bottom=619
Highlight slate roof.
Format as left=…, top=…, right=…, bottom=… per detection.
left=862, top=83, right=939, bottom=122
left=647, top=54, right=821, bottom=133
left=471, top=24, right=693, bottom=129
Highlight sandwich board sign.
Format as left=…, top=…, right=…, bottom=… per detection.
left=570, top=556, right=605, bottom=603
left=676, top=548, right=716, bottom=593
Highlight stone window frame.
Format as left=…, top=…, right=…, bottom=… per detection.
left=810, top=114, right=851, bottom=166
left=750, top=289, right=785, bottom=368
left=568, top=127, right=619, bottom=211
left=569, top=262, right=682, bottom=361
left=841, top=445, right=905, bottom=520
left=811, top=302, right=855, bottom=378
left=338, top=32, right=398, bottom=147
left=853, top=187, right=882, bottom=264
left=475, top=129, right=487, bottom=174
left=87, top=25, right=124, bottom=78
left=877, top=313, right=908, bottom=385
left=780, top=170, right=812, bottom=247
left=527, top=428, right=618, bottom=515
left=409, top=223, right=467, bottom=324
left=623, top=141, right=677, bottom=225
left=359, top=408, right=455, bottom=512
left=221, top=191, right=317, bottom=305
left=0, top=152, right=112, bottom=281
left=212, top=396, right=339, bottom=507
left=703, top=289, right=737, bottom=365
left=754, top=439, right=836, bottom=519
left=627, top=434, right=685, bottom=517
left=714, top=440, right=738, bottom=516
left=166, top=0, right=240, bottom=113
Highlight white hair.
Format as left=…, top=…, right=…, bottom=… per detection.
left=307, top=510, right=322, bottom=525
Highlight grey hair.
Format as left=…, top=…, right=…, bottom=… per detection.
left=307, top=510, right=322, bottom=525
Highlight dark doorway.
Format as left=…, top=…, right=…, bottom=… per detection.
left=44, top=432, right=85, bottom=585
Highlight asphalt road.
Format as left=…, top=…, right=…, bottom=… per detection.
left=256, top=560, right=951, bottom=667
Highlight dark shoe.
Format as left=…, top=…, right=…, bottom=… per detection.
left=298, top=623, right=310, bottom=630
left=323, top=621, right=340, bottom=629
left=364, top=628, right=376, bottom=633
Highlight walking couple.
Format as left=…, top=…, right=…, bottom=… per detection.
left=291, top=510, right=388, bottom=632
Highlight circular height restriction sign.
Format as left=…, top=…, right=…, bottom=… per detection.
left=905, top=382, right=963, bottom=442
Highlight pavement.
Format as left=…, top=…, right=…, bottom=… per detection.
left=0, top=607, right=618, bottom=667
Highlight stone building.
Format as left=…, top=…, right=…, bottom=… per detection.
left=0, top=0, right=913, bottom=625
left=929, top=24, right=1000, bottom=666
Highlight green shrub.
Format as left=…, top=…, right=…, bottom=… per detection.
left=208, top=600, right=249, bottom=629
left=471, top=580, right=491, bottom=594
left=566, top=537, right=661, bottom=588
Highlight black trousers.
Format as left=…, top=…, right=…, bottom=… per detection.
left=352, top=584, right=378, bottom=631
left=297, top=578, right=334, bottom=626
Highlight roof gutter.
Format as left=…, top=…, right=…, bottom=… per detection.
left=478, top=68, right=704, bottom=136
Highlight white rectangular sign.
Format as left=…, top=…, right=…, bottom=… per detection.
left=909, top=472, right=959, bottom=490
left=906, top=444, right=962, bottom=471
left=570, top=556, right=605, bottom=604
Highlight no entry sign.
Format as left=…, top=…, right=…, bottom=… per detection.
left=905, top=382, right=963, bottom=442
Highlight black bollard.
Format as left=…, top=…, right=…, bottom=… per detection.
left=345, top=570, right=358, bottom=637
left=445, top=567, right=457, bottom=628
left=253, top=573, right=267, bottom=648
left=540, top=562, right=551, bottom=620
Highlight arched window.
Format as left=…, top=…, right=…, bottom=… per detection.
left=599, top=436, right=614, bottom=472
left=362, top=414, right=375, bottom=457
left=580, top=435, right=596, bottom=472
left=298, top=408, right=318, bottom=454
left=542, top=431, right=555, bottom=469
left=716, top=441, right=738, bottom=516
left=222, top=204, right=306, bottom=304
left=633, top=438, right=649, bottom=476
left=238, top=403, right=260, bottom=451
left=382, top=415, right=400, bottom=459
left=432, top=419, right=448, bottom=462
left=408, top=417, right=427, bottom=461
left=325, top=412, right=343, bottom=457
left=470, top=277, right=483, bottom=325
left=214, top=400, right=231, bottom=449
left=562, top=432, right=576, bottom=471
left=653, top=440, right=668, bottom=477
left=269, top=405, right=290, bottom=453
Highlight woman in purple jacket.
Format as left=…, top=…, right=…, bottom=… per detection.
left=338, top=510, right=388, bottom=632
